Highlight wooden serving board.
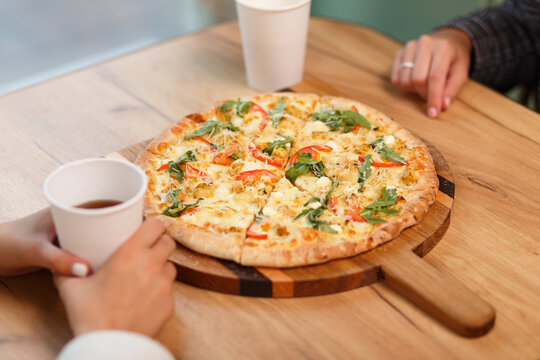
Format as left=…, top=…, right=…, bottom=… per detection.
left=106, top=79, right=495, bottom=337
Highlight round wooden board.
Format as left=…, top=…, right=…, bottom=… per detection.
left=167, top=143, right=454, bottom=298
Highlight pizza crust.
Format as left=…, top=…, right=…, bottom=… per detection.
left=154, top=215, right=243, bottom=263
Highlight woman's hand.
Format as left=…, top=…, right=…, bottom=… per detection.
left=54, top=218, right=177, bottom=337
left=391, top=28, right=472, bottom=118
left=0, top=208, right=90, bottom=276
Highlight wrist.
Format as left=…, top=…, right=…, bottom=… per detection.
left=433, top=28, right=472, bottom=56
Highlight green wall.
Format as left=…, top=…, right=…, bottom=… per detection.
left=311, top=0, right=499, bottom=43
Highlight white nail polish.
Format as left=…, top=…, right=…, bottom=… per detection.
left=71, top=263, right=89, bottom=277
left=427, top=107, right=438, bottom=118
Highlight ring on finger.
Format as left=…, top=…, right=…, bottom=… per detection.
left=400, top=61, right=415, bottom=69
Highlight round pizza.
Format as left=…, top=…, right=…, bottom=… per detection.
left=135, top=93, right=438, bottom=267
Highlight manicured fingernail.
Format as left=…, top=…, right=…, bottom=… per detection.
left=427, top=107, right=438, bottom=118
left=71, top=263, right=89, bottom=277
left=443, top=96, right=451, bottom=109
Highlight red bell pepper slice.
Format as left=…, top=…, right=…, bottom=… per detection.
left=246, top=222, right=268, bottom=240
left=235, top=169, right=279, bottom=182
left=288, top=144, right=333, bottom=166
left=329, top=197, right=338, bottom=215
left=248, top=143, right=283, bottom=168
left=248, top=102, right=270, bottom=131
left=358, top=155, right=406, bottom=168
left=213, top=146, right=239, bottom=166
left=184, top=164, right=212, bottom=183
left=345, top=201, right=367, bottom=223
left=157, top=162, right=171, bottom=172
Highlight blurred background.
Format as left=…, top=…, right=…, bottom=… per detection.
left=0, top=0, right=502, bottom=96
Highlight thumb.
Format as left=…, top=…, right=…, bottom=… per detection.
left=35, top=242, right=90, bottom=277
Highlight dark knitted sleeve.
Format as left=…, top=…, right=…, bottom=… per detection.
left=442, top=0, right=539, bottom=92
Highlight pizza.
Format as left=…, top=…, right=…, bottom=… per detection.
left=135, top=93, right=438, bottom=267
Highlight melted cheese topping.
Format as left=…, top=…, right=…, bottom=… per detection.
left=148, top=94, right=428, bottom=256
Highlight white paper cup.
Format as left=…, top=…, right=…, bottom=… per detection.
left=236, top=0, right=311, bottom=91
left=43, top=158, right=147, bottom=271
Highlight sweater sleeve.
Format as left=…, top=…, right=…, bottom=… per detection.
left=56, top=330, right=174, bottom=360
left=442, top=0, right=539, bottom=92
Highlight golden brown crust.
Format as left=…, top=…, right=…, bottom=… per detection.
left=137, top=93, right=439, bottom=268
left=153, top=215, right=243, bottom=262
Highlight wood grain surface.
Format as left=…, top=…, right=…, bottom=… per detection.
left=0, top=18, right=539, bottom=359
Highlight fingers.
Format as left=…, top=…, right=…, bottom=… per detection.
left=34, top=241, right=90, bottom=277
left=126, top=218, right=165, bottom=248
left=410, top=35, right=433, bottom=100
left=426, top=49, right=452, bottom=118
left=391, top=49, right=403, bottom=86
left=442, top=60, right=468, bottom=110
left=398, top=40, right=417, bottom=92
left=151, top=234, right=176, bottom=263
left=163, top=261, right=177, bottom=282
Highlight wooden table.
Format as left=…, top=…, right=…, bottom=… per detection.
left=1, top=18, right=539, bottom=359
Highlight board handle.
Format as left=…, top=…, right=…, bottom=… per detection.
left=379, top=250, right=495, bottom=337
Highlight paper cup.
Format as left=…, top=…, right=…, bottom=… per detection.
left=236, top=0, right=311, bottom=91
left=43, top=158, right=147, bottom=270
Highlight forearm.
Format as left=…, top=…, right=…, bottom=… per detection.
left=441, top=0, right=538, bottom=91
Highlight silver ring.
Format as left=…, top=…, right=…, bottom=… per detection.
left=400, top=61, right=415, bottom=69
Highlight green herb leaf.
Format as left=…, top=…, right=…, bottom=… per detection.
left=312, top=109, right=371, bottom=132
left=314, top=221, right=338, bottom=234
left=269, top=97, right=286, bottom=127
left=370, top=137, right=406, bottom=163
left=210, top=143, right=224, bottom=151
left=359, top=187, right=400, bottom=223
left=236, top=99, right=252, bottom=117
left=360, top=213, right=387, bottom=224
left=357, top=154, right=373, bottom=192
left=168, top=150, right=197, bottom=182
left=229, top=153, right=238, bottom=160
left=304, top=196, right=322, bottom=207
left=294, top=180, right=340, bottom=234
left=323, top=179, right=340, bottom=205
left=285, top=152, right=327, bottom=183
left=162, top=190, right=203, bottom=218
left=218, top=100, right=236, bottom=113
left=254, top=210, right=263, bottom=224
left=262, top=134, right=294, bottom=156
left=185, top=120, right=239, bottom=140
left=218, top=99, right=252, bottom=120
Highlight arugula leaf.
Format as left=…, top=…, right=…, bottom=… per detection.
left=210, top=143, right=224, bottom=151
left=370, top=137, right=406, bottom=163
left=218, top=99, right=251, bottom=120
left=359, top=187, right=401, bottom=223
left=168, top=150, right=197, bottom=182
left=304, top=196, right=322, bottom=207
left=315, top=221, right=339, bottom=234
left=360, top=213, right=387, bottom=224
left=185, top=120, right=239, bottom=140
left=357, top=154, right=373, bottom=192
left=294, top=180, right=340, bottom=234
left=269, top=97, right=286, bottom=127
left=285, top=152, right=327, bottom=183
left=254, top=210, right=263, bottom=224
left=162, top=190, right=203, bottom=218
left=312, top=109, right=371, bottom=132
left=263, top=134, right=294, bottom=156
left=235, top=99, right=252, bottom=117
left=323, top=179, right=340, bottom=205
left=218, top=100, right=236, bottom=113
